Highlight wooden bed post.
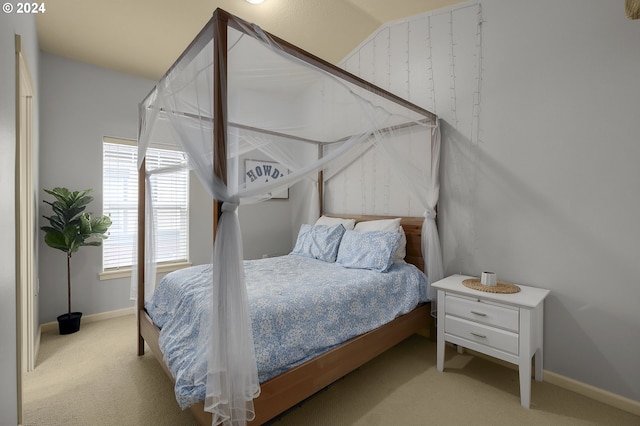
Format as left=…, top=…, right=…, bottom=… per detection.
left=137, top=158, right=146, bottom=356
left=212, top=10, right=228, bottom=238
left=317, top=144, right=323, bottom=216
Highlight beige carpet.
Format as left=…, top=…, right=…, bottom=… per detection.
left=23, top=314, right=639, bottom=426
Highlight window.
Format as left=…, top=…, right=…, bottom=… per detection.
left=102, top=137, right=189, bottom=272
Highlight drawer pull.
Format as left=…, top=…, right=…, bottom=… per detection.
left=471, top=332, right=487, bottom=338
left=470, top=310, right=487, bottom=317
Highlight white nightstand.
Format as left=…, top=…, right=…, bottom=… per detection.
left=432, top=274, right=550, bottom=408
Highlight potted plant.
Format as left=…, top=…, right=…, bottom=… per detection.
left=40, top=187, right=112, bottom=335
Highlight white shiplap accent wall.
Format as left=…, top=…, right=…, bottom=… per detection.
left=342, top=1, right=481, bottom=131
left=325, top=1, right=481, bottom=218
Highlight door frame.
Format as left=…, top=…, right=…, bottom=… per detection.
left=15, top=33, right=37, bottom=425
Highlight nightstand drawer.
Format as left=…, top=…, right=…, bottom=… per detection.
left=445, top=315, right=519, bottom=355
left=445, top=294, right=519, bottom=332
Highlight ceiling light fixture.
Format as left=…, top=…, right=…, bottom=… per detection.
left=245, top=0, right=265, bottom=4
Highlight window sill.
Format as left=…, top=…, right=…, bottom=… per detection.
left=99, top=261, right=192, bottom=281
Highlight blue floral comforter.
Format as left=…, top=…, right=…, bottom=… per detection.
left=146, top=254, right=427, bottom=409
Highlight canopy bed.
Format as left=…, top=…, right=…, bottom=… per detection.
left=136, top=8, right=443, bottom=426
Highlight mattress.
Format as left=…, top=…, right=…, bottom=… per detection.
left=146, top=254, right=427, bottom=409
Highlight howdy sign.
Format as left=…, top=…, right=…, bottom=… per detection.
left=245, top=159, right=288, bottom=198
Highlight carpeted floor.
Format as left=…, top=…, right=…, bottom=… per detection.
left=23, top=314, right=640, bottom=426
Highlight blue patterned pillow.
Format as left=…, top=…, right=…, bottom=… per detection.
left=291, top=224, right=346, bottom=262
left=336, top=230, right=402, bottom=272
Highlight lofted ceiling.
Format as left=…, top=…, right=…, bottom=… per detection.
left=36, top=0, right=464, bottom=81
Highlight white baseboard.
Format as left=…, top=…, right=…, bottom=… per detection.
left=33, top=327, right=41, bottom=369
left=455, top=345, right=640, bottom=416
left=39, top=306, right=135, bottom=333
left=544, top=370, right=640, bottom=416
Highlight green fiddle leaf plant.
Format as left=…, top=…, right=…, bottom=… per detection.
left=40, top=187, right=112, bottom=332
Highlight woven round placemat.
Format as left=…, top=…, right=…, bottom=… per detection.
left=462, top=278, right=521, bottom=294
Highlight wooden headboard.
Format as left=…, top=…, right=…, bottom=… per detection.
left=325, top=214, right=424, bottom=271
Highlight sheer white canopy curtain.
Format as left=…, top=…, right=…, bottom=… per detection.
left=135, top=9, right=441, bottom=426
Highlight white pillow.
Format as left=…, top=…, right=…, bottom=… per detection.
left=353, top=218, right=401, bottom=233
left=315, top=215, right=356, bottom=231
left=395, top=227, right=407, bottom=264
left=354, top=218, right=406, bottom=263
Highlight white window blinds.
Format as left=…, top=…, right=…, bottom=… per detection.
left=103, top=138, right=189, bottom=270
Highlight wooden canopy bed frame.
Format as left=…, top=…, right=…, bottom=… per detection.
left=137, top=8, right=437, bottom=426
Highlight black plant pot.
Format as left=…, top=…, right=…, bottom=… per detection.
left=57, top=312, right=82, bottom=335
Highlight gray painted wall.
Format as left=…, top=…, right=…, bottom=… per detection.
left=179, top=168, right=293, bottom=263
left=239, top=201, right=293, bottom=260
left=38, top=53, right=155, bottom=323
left=343, top=0, right=640, bottom=402
left=188, top=178, right=294, bottom=262
left=463, top=0, right=640, bottom=401
left=38, top=53, right=295, bottom=323
left=0, top=11, right=39, bottom=426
